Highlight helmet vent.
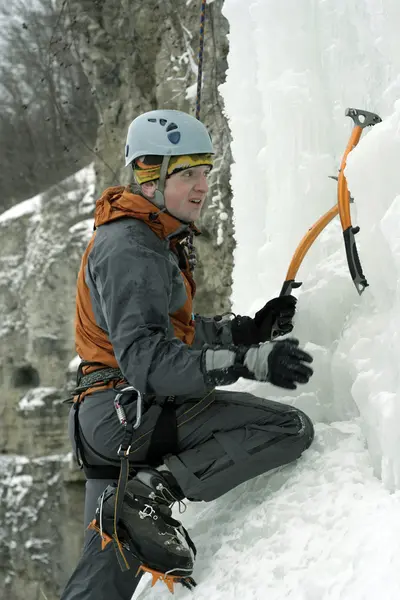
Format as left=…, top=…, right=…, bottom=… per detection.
left=166, top=123, right=178, bottom=132
left=159, top=118, right=167, bottom=126
left=148, top=118, right=157, bottom=123
left=167, top=131, right=181, bottom=144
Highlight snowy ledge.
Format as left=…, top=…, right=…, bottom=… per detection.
left=17, top=387, right=62, bottom=412
left=0, top=163, right=95, bottom=226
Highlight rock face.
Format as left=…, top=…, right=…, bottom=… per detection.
left=0, top=168, right=94, bottom=599
left=0, top=1, right=232, bottom=598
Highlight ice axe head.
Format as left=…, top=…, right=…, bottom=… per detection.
left=345, top=108, right=382, bottom=129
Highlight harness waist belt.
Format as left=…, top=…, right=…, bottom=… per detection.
left=76, top=366, right=124, bottom=392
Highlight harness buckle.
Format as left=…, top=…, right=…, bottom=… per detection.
left=117, top=444, right=132, bottom=457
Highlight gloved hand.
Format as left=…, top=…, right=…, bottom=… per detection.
left=203, top=338, right=313, bottom=390
left=243, top=338, right=313, bottom=389
left=231, top=295, right=297, bottom=345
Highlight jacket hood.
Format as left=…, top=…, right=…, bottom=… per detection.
left=94, top=185, right=200, bottom=240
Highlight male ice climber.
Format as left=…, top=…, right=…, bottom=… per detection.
left=61, top=109, right=314, bottom=599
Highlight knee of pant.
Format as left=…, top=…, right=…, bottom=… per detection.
left=294, top=409, right=314, bottom=450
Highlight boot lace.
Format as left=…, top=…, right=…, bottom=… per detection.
left=153, top=482, right=187, bottom=514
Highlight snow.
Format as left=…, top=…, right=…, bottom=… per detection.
left=67, top=354, right=82, bottom=373
left=69, top=218, right=95, bottom=241
left=185, top=82, right=198, bottom=100
left=24, top=538, right=51, bottom=550
left=0, top=162, right=95, bottom=226
left=0, top=193, right=42, bottom=225
left=134, top=424, right=400, bottom=600
left=18, top=387, right=59, bottom=411
left=135, top=1, right=400, bottom=598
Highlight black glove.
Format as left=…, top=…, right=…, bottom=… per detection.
left=231, top=295, right=297, bottom=345
left=243, top=338, right=313, bottom=389
left=202, top=338, right=313, bottom=390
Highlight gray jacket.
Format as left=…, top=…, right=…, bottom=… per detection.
left=85, top=216, right=232, bottom=397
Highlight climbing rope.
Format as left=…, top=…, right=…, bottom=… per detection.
left=195, top=0, right=207, bottom=120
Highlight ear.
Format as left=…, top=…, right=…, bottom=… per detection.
left=141, top=181, right=157, bottom=199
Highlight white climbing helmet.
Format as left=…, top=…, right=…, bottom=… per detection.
left=124, top=109, right=214, bottom=167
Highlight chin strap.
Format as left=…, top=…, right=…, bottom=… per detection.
left=143, top=154, right=196, bottom=228
left=152, top=155, right=171, bottom=209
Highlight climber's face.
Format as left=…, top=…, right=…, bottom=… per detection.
left=142, top=165, right=211, bottom=223
left=162, top=165, right=211, bottom=222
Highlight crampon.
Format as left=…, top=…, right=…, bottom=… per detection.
left=88, top=519, right=197, bottom=594
left=88, top=468, right=198, bottom=594
left=137, top=564, right=197, bottom=593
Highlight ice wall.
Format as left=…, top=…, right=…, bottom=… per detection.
left=221, top=0, right=400, bottom=488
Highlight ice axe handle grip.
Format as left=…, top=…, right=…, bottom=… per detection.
left=270, top=280, right=302, bottom=340
left=343, top=226, right=369, bottom=295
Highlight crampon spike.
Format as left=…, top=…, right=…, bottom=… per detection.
left=87, top=519, right=113, bottom=550
left=136, top=565, right=197, bottom=594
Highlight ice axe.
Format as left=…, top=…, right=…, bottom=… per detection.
left=271, top=108, right=382, bottom=339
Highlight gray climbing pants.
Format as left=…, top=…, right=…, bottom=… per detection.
left=60, top=388, right=314, bottom=600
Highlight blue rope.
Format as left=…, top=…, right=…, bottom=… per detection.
left=195, top=0, right=207, bottom=120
